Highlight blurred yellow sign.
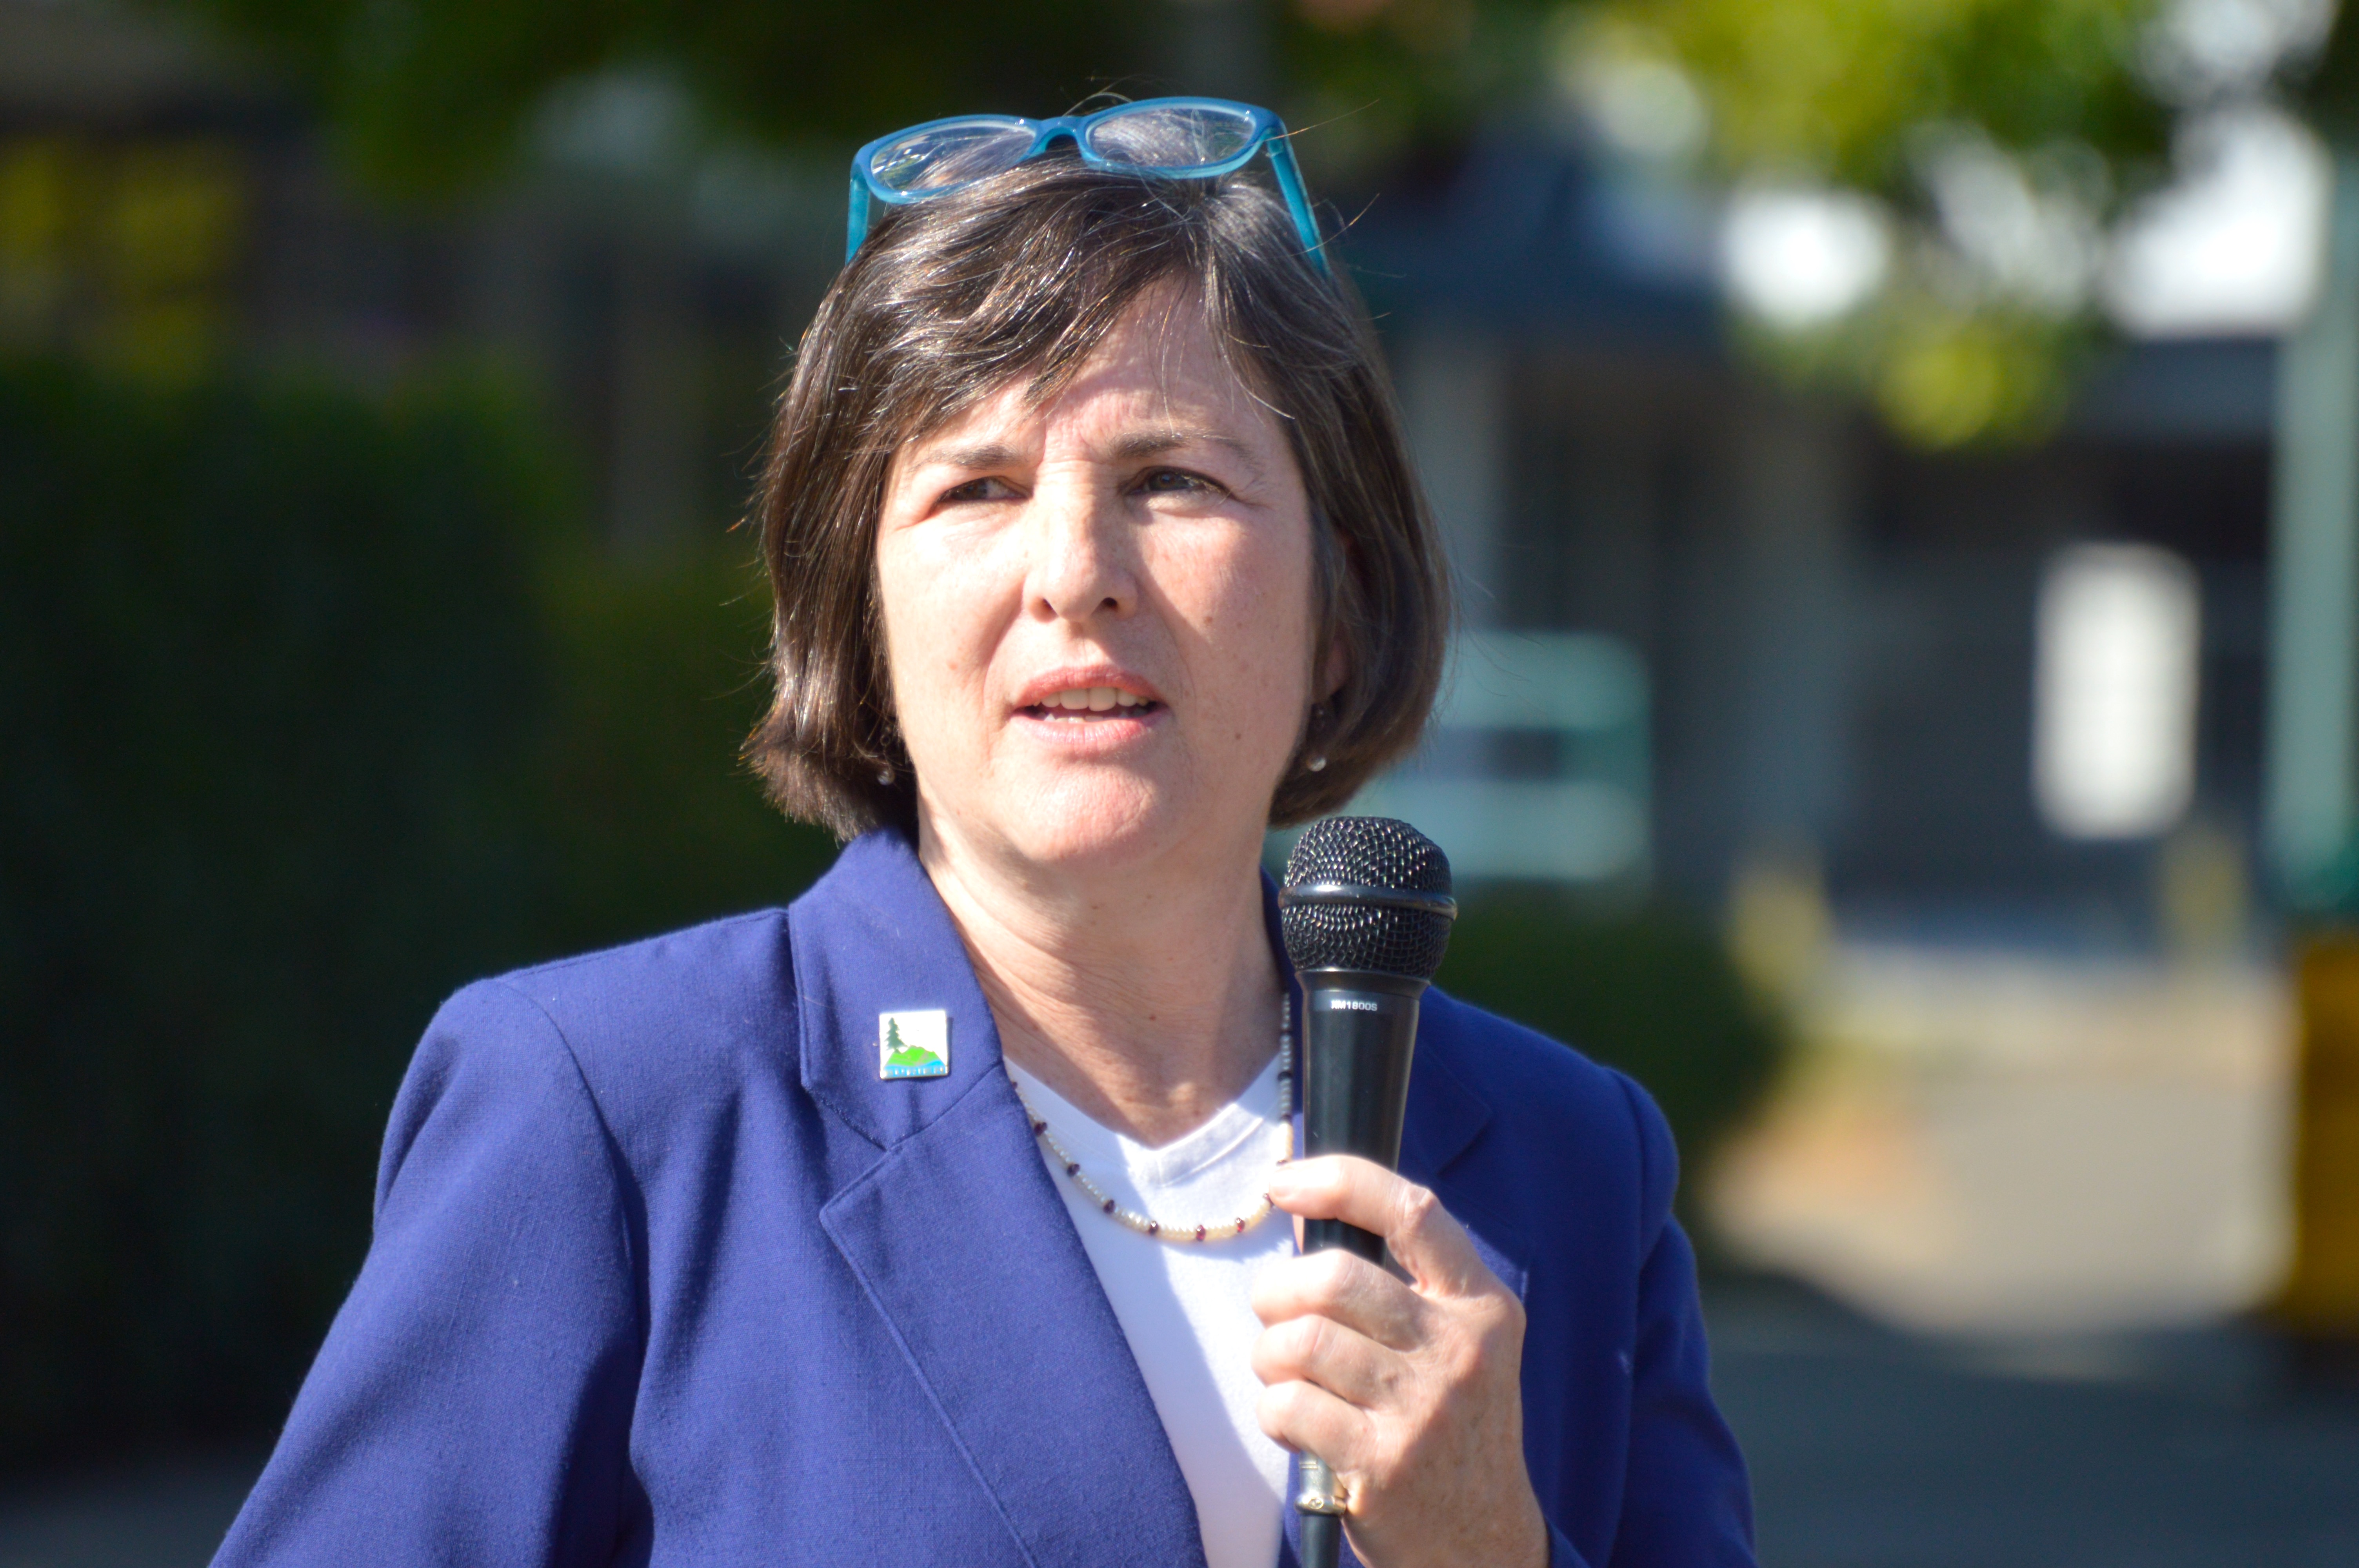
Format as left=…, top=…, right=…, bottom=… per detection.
left=2280, top=934, right=2359, bottom=1337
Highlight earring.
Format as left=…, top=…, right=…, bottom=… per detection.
left=1307, top=754, right=1327, bottom=773
left=877, top=764, right=896, bottom=786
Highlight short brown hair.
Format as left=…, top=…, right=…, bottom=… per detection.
left=746, top=153, right=1450, bottom=840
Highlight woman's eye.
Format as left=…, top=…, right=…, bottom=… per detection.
left=1136, top=468, right=1217, bottom=496
left=939, top=476, right=1016, bottom=505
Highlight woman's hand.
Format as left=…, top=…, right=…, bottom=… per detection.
left=1254, top=1156, right=1550, bottom=1568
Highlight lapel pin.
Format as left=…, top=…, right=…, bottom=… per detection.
left=878, top=1009, right=950, bottom=1080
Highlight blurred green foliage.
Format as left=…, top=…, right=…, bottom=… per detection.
left=1282, top=0, right=1564, bottom=177
left=136, top=0, right=2214, bottom=450
left=1437, top=887, right=1785, bottom=1229
left=145, top=0, right=1158, bottom=198
left=0, top=355, right=832, bottom=1469
left=1737, top=295, right=2102, bottom=453
left=1616, top=0, right=2172, bottom=447
left=139, top=0, right=1586, bottom=198
left=1640, top=0, right=2167, bottom=192
left=533, top=548, right=838, bottom=955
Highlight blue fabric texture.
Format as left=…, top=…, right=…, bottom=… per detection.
left=214, top=828, right=1755, bottom=1567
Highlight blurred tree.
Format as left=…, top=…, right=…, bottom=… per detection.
left=1570, top=0, right=2359, bottom=446
left=1281, top=0, right=1562, bottom=174
left=0, top=362, right=551, bottom=1463
left=133, top=0, right=1590, bottom=194
left=1309, top=0, right=2353, bottom=448
left=0, top=356, right=835, bottom=1468
left=1638, top=0, right=2168, bottom=198
left=136, top=0, right=2284, bottom=447
left=140, top=0, right=1158, bottom=196
left=1590, top=0, right=2178, bottom=445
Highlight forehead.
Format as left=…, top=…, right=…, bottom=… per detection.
left=903, top=283, right=1278, bottom=454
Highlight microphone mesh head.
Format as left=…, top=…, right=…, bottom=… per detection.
left=1280, top=817, right=1455, bottom=980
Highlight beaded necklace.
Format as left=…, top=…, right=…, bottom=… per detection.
left=1008, top=1004, right=1296, bottom=1244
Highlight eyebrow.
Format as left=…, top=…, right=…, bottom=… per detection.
left=1110, top=426, right=1261, bottom=474
left=914, top=440, right=1024, bottom=472
left=908, top=425, right=1263, bottom=479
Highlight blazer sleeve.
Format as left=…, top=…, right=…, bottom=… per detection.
left=213, top=980, right=643, bottom=1568
left=1598, top=1072, right=1757, bottom=1568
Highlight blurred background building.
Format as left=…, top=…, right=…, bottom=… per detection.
left=5, top=0, right=2359, bottom=1562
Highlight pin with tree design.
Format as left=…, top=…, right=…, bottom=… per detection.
left=878, top=1009, right=949, bottom=1079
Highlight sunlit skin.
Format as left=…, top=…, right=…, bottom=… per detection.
left=872, top=283, right=1545, bottom=1568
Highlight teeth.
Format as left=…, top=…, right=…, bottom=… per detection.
left=1036, top=686, right=1149, bottom=713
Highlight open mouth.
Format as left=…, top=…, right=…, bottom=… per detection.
left=1020, top=686, right=1161, bottom=722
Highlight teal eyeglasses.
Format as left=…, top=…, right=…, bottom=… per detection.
left=845, top=97, right=1327, bottom=274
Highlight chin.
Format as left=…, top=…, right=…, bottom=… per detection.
left=1003, top=772, right=1178, bottom=870
left=918, top=748, right=1283, bottom=878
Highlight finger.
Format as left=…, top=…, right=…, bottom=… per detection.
left=1251, top=1247, right=1425, bottom=1350
left=1250, top=1310, right=1404, bottom=1408
left=1256, top=1376, right=1373, bottom=1474
left=1268, top=1156, right=1491, bottom=1297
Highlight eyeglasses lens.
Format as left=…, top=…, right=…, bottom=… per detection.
left=1085, top=104, right=1259, bottom=170
left=870, top=122, right=1039, bottom=193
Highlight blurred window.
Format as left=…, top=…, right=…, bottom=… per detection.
left=2034, top=543, right=2202, bottom=838
left=1352, top=631, right=1651, bottom=884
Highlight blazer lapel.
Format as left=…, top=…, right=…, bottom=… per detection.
left=794, top=831, right=1207, bottom=1568
left=1402, top=1002, right=1529, bottom=1299
left=1398, top=1039, right=1491, bottom=1187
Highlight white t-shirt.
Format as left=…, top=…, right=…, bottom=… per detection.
left=1007, top=1056, right=1295, bottom=1568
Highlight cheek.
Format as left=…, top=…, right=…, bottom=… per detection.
left=874, top=534, right=996, bottom=741
left=1239, top=521, right=1319, bottom=659
left=1176, top=524, right=1318, bottom=717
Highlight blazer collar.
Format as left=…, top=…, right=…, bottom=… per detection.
left=792, top=829, right=1207, bottom=1568
left=791, top=828, right=1008, bottom=1151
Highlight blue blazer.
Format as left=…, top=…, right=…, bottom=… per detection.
left=215, top=829, right=1754, bottom=1568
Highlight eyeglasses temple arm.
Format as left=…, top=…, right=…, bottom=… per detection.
left=846, top=176, right=872, bottom=265
left=1266, top=136, right=1330, bottom=278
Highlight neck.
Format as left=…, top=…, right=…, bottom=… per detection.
left=917, top=815, right=1283, bottom=1147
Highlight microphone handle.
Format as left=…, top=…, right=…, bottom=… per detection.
left=1292, top=969, right=1428, bottom=1568
left=1301, top=1215, right=1384, bottom=1264
left=1299, top=1506, right=1345, bottom=1568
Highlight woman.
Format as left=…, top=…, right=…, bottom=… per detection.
left=215, top=100, right=1753, bottom=1568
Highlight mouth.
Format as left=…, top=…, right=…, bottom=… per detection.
left=1018, top=685, right=1163, bottom=723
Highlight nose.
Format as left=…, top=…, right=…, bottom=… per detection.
left=1026, top=472, right=1136, bottom=625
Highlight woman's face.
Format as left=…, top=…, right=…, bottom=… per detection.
left=875, top=284, right=1319, bottom=879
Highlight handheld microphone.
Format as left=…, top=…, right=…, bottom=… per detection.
left=1278, top=817, right=1457, bottom=1568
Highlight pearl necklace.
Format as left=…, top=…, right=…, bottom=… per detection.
left=1008, top=1006, right=1296, bottom=1245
